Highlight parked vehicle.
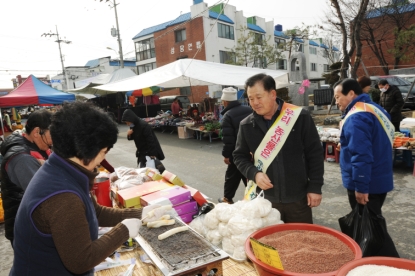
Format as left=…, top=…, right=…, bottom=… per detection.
left=370, top=75, right=415, bottom=109
left=159, top=95, right=191, bottom=112
left=393, top=74, right=415, bottom=84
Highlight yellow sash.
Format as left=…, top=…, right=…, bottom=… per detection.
left=340, top=102, right=394, bottom=146
left=244, top=102, right=302, bottom=201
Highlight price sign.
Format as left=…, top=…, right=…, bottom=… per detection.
left=249, top=237, right=284, bottom=270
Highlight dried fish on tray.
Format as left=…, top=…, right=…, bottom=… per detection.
left=136, top=217, right=228, bottom=276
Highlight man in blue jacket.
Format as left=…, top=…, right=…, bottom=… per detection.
left=334, top=78, right=399, bottom=257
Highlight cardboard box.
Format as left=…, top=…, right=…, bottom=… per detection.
left=145, top=168, right=163, bottom=181
left=178, top=126, right=194, bottom=139
left=140, top=186, right=192, bottom=207
left=162, top=170, right=185, bottom=186
left=179, top=210, right=199, bottom=224
left=182, top=185, right=208, bottom=206
left=173, top=200, right=198, bottom=216
left=117, top=181, right=173, bottom=208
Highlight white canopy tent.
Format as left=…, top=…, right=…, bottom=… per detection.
left=69, top=68, right=137, bottom=95
left=94, top=59, right=289, bottom=92
left=74, top=74, right=111, bottom=88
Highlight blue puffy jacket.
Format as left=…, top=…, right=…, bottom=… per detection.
left=340, top=93, right=394, bottom=194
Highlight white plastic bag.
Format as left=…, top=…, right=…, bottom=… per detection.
left=115, top=166, right=138, bottom=178
left=221, top=237, right=234, bottom=255
left=145, top=156, right=156, bottom=169
left=218, top=222, right=229, bottom=237
left=206, top=229, right=222, bottom=246
left=227, top=214, right=255, bottom=235
left=233, top=246, right=247, bottom=260
left=262, top=208, right=283, bottom=227
left=241, top=191, right=272, bottom=218
left=216, top=203, right=236, bottom=223
left=203, top=209, right=219, bottom=230
left=189, top=215, right=207, bottom=237
left=230, top=231, right=252, bottom=248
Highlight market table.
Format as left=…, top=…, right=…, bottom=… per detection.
left=94, top=246, right=257, bottom=276
left=186, top=126, right=215, bottom=143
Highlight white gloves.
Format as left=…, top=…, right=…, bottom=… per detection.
left=121, top=218, right=142, bottom=238
left=142, top=205, right=177, bottom=224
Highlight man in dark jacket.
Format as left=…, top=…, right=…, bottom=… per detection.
left=378, top=79, right=404, bottom=131
left=334, top=78, right=399, bottom=257
left=218, top=87, right=252, bottom=204
left=233, top=74, right=324, bottom=223
left=0, top=109, right=52, bottom=247
left=122, top=109, right=165, bottom=168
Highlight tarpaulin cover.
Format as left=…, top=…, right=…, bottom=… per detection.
left=0, top=75, right=75, bottom=107
left=95, top=59, right=289, bottom=92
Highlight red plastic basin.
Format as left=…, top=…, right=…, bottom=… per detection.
left=244, top=223, right=362, bottom=276
left=337, top=257, right=415, bottom=275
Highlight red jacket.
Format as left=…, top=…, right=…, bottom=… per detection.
left=171, top=101, right=181, bottom=115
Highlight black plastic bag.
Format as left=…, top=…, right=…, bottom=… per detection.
left=153, top=158, right=165, bottom=174
left=338, top=204, right=361, bottom=238
left=339, top=204, right=386, bottom=257
left=357, top=205, right=386, bottom=257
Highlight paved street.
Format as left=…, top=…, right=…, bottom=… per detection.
left=1, top=124, right=414, bottom=274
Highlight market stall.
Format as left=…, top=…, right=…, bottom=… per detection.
left=91, top=164, right=373, bottom=276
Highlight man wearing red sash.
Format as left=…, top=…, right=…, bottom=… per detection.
left=233, top=74, right=324, bottom=223
left=334, top=78, right=399, bottom=257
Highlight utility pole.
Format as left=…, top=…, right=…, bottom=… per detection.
left=41, top=26, right=71, bottom=90
left=98, top=0, right=124, bottom=68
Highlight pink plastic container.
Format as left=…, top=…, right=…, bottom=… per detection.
left=244, top=223, right=362, bottom=276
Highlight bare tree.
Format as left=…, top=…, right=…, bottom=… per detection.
left=321, top=32, right=343, bottom=65
left=326, top=0, right=370, bottom=79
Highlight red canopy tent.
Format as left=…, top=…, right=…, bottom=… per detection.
left=0, top=75, right=75, bottom=138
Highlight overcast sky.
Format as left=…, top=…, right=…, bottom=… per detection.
left=0, top=0, right=329, bottom=88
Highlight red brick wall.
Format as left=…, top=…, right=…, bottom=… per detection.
left=159, top=86, right=209, bottom=104
left=353, top=13, right=415, bottom=77
left=154, top=16, right=209, bottom=103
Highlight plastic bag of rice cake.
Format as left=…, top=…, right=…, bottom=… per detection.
left=203, top=209, right=219, bottom=230
left=230, top=231, right=252, bottom=248
left=233, top=246, right=247, bottom=260
left=206, top=229, right=222, bottom=246
left=221, top=237, right=234, bottom=255
left=189, top=215, right=207, bottom=237
left=215, top=203, right=236, bottom=223
left=262, top=208, right=283, bottom=227
left=218, top=222, right=229, bottom=237
left=241, top=194, right=272, bottom=218
left=115, top=166, right=137, bottom=178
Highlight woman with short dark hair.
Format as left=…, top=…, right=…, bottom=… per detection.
left=10, top=102, right=164, bottom=275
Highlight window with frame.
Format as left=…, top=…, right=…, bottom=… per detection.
left=323, top=64, right=330, bottom=72
left=137, top=62, right=157, bottom=75
left=254, top=57, right=267, bottom=68
left=253, top=32, right=265, bottom=44
left=218, top=23, right=234, bottom=40
left=219, top=50, right=235, bottom=64
left=310, top=47, right=317, bottom=55
left=135, top=38, right=156, bottom=62
left=311, top=63, right=317, bottom=71
left=180, top=86, right=191, bottom=96
left=277, top=59, right=287, bottom=70
left=296, top=43, right=304, bottom=52
left=175, top=29, right=186, bottom=42
left=275, top=37, right=285, bottom=49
